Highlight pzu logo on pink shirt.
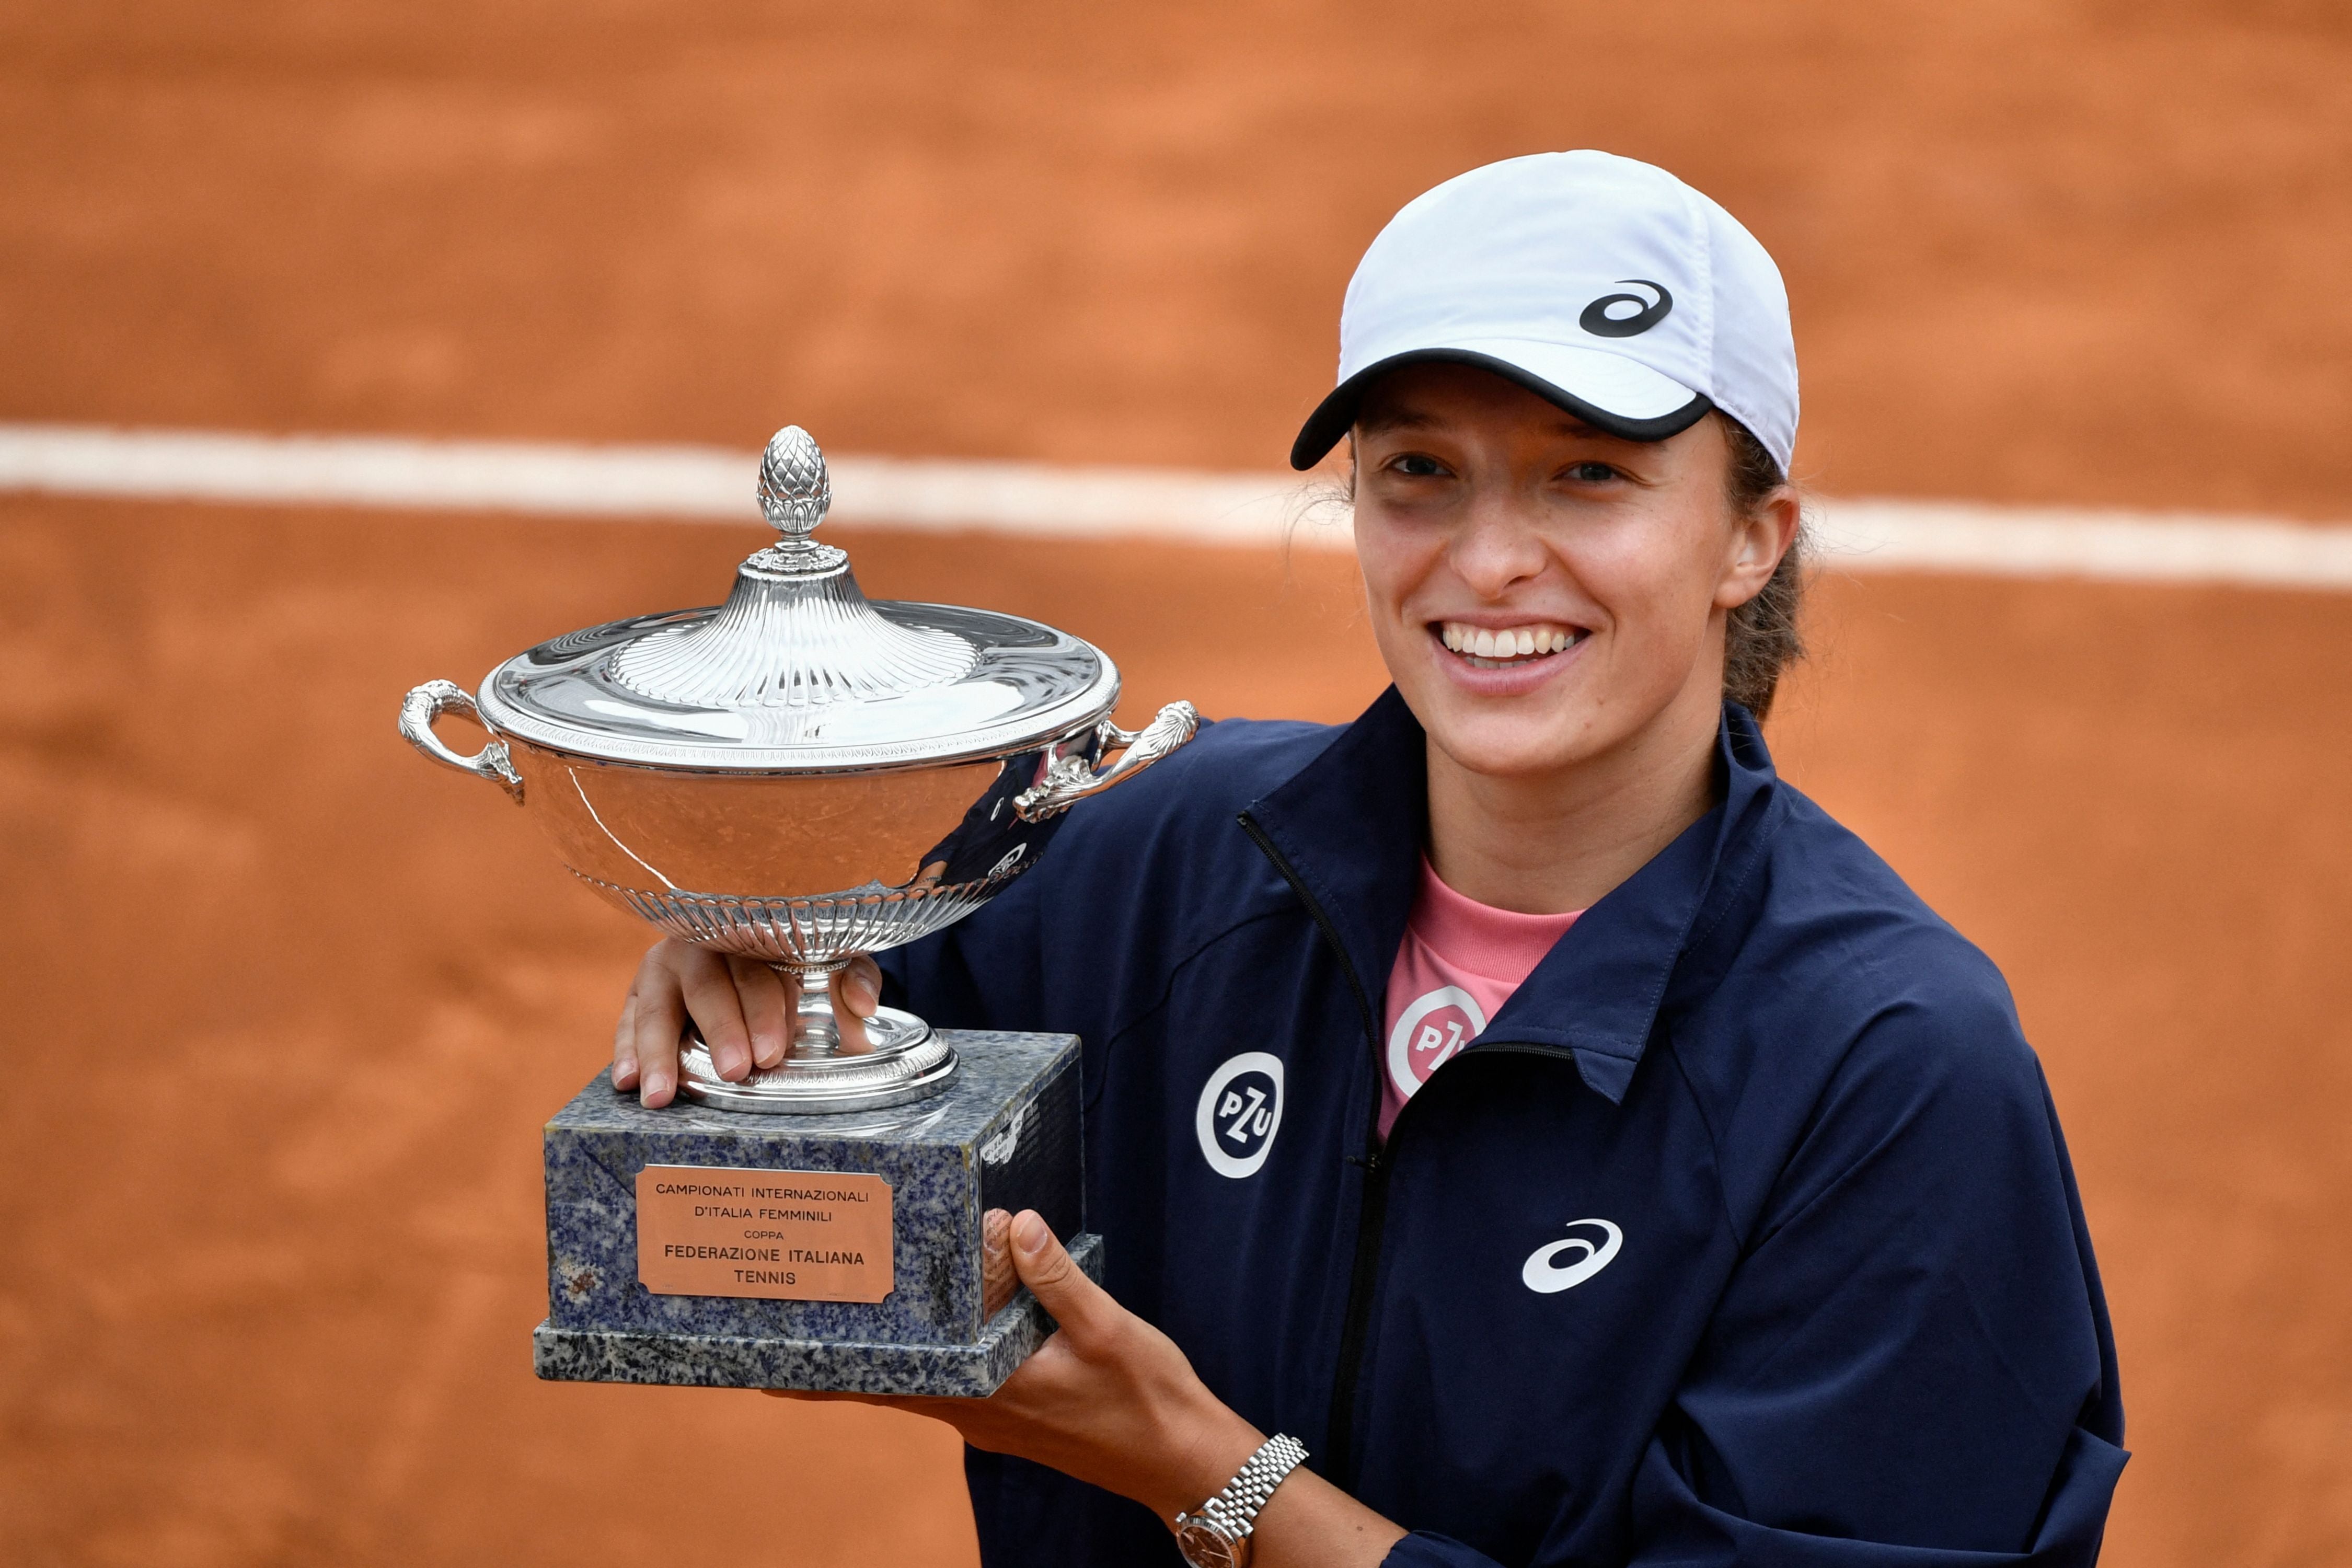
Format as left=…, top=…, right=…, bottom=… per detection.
left=1379, top=859, right=1582, bottom=1140
left=1388, top=985, right=1485, bottom=1101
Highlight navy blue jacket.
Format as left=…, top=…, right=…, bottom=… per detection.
left=882, top=690, right=2126, bottom=1567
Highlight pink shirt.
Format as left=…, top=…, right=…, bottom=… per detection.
left=1379, top=858, right=1583, bottom=1140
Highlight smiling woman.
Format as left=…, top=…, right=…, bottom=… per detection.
left=1347, top=370, right=1800, bottom=915
left=617, top=152, right=2126, bottom=1568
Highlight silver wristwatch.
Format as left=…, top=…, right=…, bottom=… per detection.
left=1172, top=1433, right=1310, bottom=1568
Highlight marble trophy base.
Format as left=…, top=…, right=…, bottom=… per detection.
left=535, top=1029, right=1090, bottom=1398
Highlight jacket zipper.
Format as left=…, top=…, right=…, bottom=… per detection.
left=1237, top=811, right=1390, bottom=1488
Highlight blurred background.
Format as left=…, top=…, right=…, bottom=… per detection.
left=4, top=2, right=2349, bottom=1564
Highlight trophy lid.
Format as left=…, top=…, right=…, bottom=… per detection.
left=474, top=426, right=1120, bottom=772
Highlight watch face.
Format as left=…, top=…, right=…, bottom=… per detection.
left=1174, top=1520, right=1245, bottom=1568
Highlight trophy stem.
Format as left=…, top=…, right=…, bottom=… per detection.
left=785, top=957, right=852, bottom=1056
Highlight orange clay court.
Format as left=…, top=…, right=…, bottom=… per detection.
left=3, top=4, right=2349, bottom=1566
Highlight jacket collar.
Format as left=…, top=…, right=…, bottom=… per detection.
left=1239, top=687, right=1784, bottom=1104
left=1237, top=687, right=1428, bottom=1040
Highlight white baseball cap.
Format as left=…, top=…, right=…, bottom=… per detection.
left=1289, top=151, right=1798, bottom=476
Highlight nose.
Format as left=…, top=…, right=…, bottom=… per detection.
left=1446, top=483, right=1549, bottom=599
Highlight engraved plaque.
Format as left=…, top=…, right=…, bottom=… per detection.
left=636, top=1167, right=894, bottom=1303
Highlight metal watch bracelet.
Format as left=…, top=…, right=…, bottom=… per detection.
left=1172, top=1433, right=1310, bottom=1568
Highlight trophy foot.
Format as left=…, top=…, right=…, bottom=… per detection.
left=676, top=1006, right=958, bottom=1114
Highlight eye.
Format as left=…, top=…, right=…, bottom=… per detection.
left=1565, top=461, right=1620, bottom=483
left=1387, top=453, right=1450, bottom=478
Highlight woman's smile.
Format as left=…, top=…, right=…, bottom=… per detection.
left=1435, top=620, right=1585, bottom=661
left=1428, top=619, right=1590, bottom=690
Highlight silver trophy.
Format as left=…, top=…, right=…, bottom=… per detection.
left=400, top=425, right=1198, bottom=1113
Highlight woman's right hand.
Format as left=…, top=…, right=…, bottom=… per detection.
left=611, top=940, right=884, bottom=1107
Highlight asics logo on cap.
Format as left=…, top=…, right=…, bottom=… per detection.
left=1577, top=280, right=1672, bottom=339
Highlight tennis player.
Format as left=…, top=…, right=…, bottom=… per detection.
left=613, top=151, right=2126, bottom=1568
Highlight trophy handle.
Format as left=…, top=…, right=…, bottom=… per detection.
left=399, top=679, right=526, bottom=804
left=1012, top=700, right=1200, bottom=822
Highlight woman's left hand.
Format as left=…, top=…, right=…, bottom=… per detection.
left=768, top=1208, right=1261, bottom=1521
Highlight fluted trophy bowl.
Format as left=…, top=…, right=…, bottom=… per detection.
left=399, top=426, right=1198, bottom=1112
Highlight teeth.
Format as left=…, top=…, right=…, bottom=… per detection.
left=1435, top=621, right=1581, bottom=662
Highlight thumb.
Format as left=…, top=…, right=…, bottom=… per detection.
left=1007, top=1209, right=1111, bottom=1342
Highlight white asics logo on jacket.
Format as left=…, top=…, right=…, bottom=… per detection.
left=1521, top=1219, right=1623, bottom=1293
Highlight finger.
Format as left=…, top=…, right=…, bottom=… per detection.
left=981, top=1208, right=1015, bottom=1318
left=729, top=956, right=792, bottom=1070
left=1007, top=1211, right=1114, bottom=1345
left=612, top=979, right=641, bottom=1091
left=629, top=960, right=687, bottom=1108
left=831, top=966, right=873, bottom=1055
left=668, top=944, right=754, bottom=1082
left=842, top=955, right=882, bottom=1016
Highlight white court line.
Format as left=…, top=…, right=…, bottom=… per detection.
left=5, top=421, right=2351, bottom=591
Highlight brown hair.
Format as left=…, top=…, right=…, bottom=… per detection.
left=1716, top=411, right=1805, bottom=720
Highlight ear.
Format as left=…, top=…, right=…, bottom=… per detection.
left=1715, top=486, right=1801, bottom=609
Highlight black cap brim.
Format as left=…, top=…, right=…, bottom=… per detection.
left=1287, top=348, right=1714, bottom=471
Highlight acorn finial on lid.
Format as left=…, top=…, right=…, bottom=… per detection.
left=751, top=425, right=844, bottom=573
left=758, top=425, right=831, bottom=537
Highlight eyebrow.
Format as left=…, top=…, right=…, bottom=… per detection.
left=1352, top=407, right=1440, bottom=439
left=1353, top=405, right=1610, bottom=442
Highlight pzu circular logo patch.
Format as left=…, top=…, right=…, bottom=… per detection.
left=1387, top=984, right=1486, bottom=1102
left=1578, top=279, right=1673, bottom=338
left=1196, top=1052, right=1285, bottom=1179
